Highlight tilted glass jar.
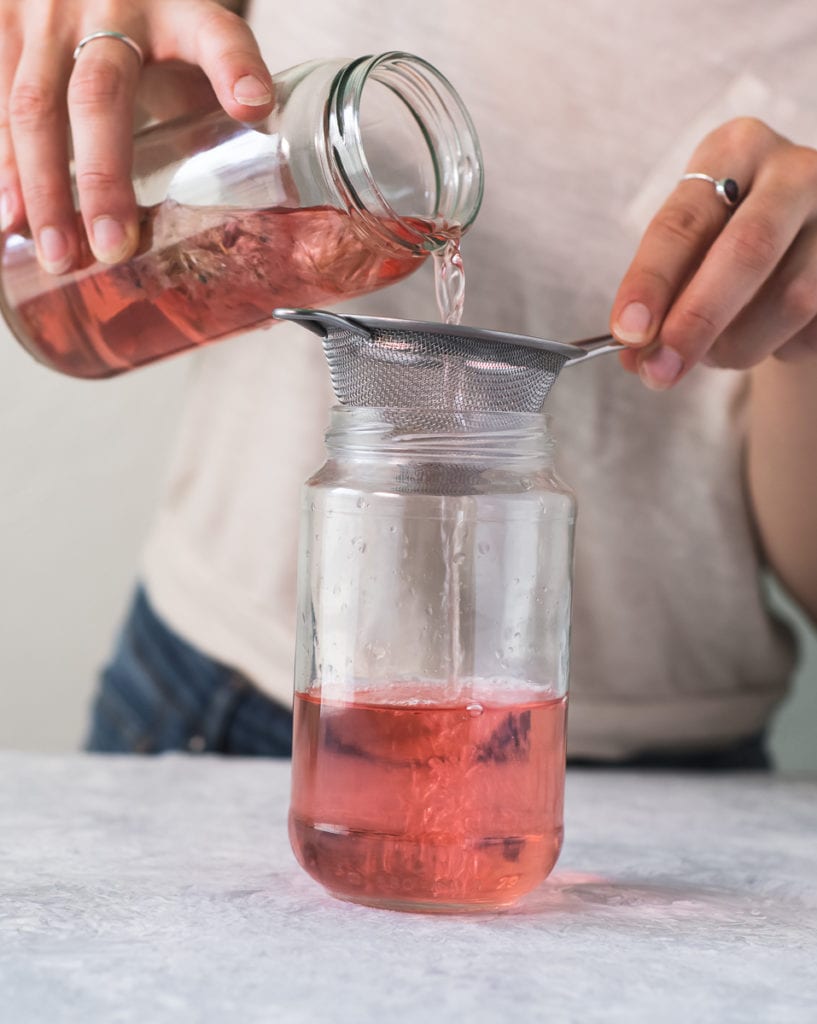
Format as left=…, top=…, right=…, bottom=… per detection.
left=288, top=407, right=576, bottom=913
left=0, top=53, right=482, bottom=378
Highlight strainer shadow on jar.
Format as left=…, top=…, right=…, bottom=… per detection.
left=277, top=309, right=623, bottom=912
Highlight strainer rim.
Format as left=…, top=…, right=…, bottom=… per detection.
left=273, top=308, right=581, bottom=359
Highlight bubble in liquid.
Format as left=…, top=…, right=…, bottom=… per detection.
left=466, top=703, right=484, bottom=717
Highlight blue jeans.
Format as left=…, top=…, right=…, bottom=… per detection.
left=85, top=587, right=292, bottom=756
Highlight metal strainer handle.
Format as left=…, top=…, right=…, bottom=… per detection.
left=567, top=334, right=623, bottom=361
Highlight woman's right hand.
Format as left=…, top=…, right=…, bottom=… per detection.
left=0, top=0, right=274, bottom=272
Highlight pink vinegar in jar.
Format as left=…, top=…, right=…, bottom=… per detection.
left=289, top=686, right=567, bottom=912
left=1, top=201, right=431, bottom=379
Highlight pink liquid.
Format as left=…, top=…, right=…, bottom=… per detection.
left=289, top=688, right=567, bottom=911
left=1, top=202, right=430, bottom=378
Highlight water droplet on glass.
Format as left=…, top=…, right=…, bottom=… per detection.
left=478, top=542, right=490, bottom=555
left=356, top=496, right=368, bottom=510
left=466, top=702, right=484, bottom=717
left=453, top=552, right=466, bottom=565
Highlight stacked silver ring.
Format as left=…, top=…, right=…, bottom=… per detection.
left=73, top=31, right=145, bottom=67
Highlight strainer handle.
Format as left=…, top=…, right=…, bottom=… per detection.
left=566, top=334, right=625, bottom=362
left=273, top=308, right=372, bottom=339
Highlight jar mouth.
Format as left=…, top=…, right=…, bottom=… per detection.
left=327, top=52, right=484, bottom=252
left=325, top=406, right=554, bottom=460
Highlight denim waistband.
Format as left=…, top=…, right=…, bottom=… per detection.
left=86, top=586, right=292, bottom=756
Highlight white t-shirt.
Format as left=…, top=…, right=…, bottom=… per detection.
left=142, top=0, right=816, bottom=758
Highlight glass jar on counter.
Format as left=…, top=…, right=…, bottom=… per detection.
left=0, top=52, right=482, bottom=378
left=288, top=406, right=576, bottom=913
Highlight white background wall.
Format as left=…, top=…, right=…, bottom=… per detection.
left=0, top=326, right=187, bottom=751
left=1, top=325, right=816, bottom=769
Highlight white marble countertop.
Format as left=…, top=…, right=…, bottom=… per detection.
left=1, top=753, right=816, bottom=1023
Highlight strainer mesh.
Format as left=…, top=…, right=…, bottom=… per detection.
left=320, top=326, right=569, bottom=416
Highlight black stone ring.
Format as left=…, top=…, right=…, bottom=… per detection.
left=680, top=173, right=741, bottom=209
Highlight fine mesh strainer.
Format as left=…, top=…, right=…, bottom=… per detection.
left=274, top=308, right=624, bottom=413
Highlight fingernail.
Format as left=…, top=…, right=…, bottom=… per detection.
left=91, top=216, right=129, bottom=262
left=614, top=301, right=652, bottom=345
left=233, top=75, right=272, bottom=106
left=639, top=346, right=684, bottom=390
left=1, top=191, right=14, bottom=231
left=38, top=226, right=72, bottom=274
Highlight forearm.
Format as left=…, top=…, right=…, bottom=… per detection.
left=748, top=358, right=817, bottom=626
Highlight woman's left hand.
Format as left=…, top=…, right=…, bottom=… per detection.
left=610, top=117, right=817, bottom=388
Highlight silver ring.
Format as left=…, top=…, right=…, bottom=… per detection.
left=73, top=31, right=145, bottom=68
left=680, top=173, right=740, bottom=209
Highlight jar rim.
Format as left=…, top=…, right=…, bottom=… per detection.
left=327, top=52, right=484, bottom=252
left=325, top=405, right=555, bottom=461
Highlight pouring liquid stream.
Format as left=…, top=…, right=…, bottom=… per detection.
left=432, top=235, right=466, bottom=326
left=431, top=231, right=468, bottom=694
